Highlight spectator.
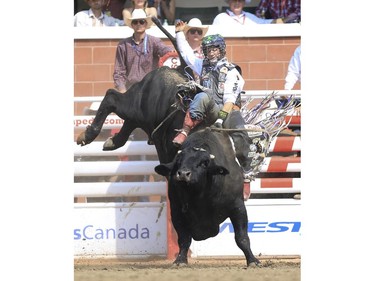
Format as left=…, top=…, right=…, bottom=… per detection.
left=285, top=45, right=301, bottom=90
left=255, top=0, right=301, bottom=23
left=74, top=0, right=124, bottom=26
left=183, top=18, right=208, bottom=58
left=174, top=22, right=260, bottom=182
left=102, top=0, right=128, bottom=20
left=122, top=0, right=158, bottom=24
left=277, top=45, right=301, bottom=114
left=113, top=9, right=173, bottom=93
left=183, top=18, right=208, bottom=82
left=153, top=0, right=176, bottom=25
left=213, top=0, right=283, bottom=26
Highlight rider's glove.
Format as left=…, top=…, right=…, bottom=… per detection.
left=213, top=118, right=223, bottom=128
left=212, top=110, right=228, bottom=128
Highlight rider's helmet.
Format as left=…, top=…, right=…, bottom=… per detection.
left=202, top=34, right=226, bottom=61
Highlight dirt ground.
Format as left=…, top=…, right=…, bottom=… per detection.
left=74, top=256, right=300, bottom=281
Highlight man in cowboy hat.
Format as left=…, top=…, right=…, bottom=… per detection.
left=113, top=8, right=173, bottom=93
left=182, top=18, right=209, bottom=82
left=183, top=18, right=208, bottom=59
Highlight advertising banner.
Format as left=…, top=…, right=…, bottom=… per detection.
left=190, top=199, right=301, bottom=257
left=74, top=199, right=301, bottom=258
left=74, top=202, right=167, bottom=258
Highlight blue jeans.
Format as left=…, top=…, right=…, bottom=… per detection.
left=189, top=91, right=221, bottom=124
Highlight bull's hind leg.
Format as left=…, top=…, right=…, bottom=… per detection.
left=230, top=204, right=260, bottom=267
left=76, top=89, right=123, bottom=146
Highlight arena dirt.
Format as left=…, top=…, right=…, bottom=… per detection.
left=74, top=256, right=300, bottom=281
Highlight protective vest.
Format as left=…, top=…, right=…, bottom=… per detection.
left=200, top=59, right=237, bottom=106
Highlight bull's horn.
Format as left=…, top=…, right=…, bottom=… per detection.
left=177, top=150, right=182, bottom=154
left=210, top=154, right=215, bottom=159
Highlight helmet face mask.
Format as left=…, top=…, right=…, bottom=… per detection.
left=202, top=34, right=226, bottom=63
left=206, top=46, right=221, bottom=63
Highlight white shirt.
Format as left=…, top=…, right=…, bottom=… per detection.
left=212, top=9, right=273, bottom=26
left=176, top=31, right=203, bottom=75
left=284, top=46, right=301, bottom=90
left=74, top=9, right=124, bottom=27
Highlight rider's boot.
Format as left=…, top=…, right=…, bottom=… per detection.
left=172, top=111, right=202, bottom=147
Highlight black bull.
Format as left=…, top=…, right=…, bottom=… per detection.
left=155, top=129, right=259, bottom=267
left=76, top=66, right=259, bottom=267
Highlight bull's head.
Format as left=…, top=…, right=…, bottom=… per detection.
left=154, top=147, right=229, bottom=184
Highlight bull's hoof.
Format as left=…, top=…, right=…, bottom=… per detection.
left=248, top=260, right=261, bottom=268
left=76, top=132, right=87, bottom=146
left=172, top=261, right=188, bottom=267
left=173, top=256, right=188, bottom=267
left=103, top=137, right=118, bottom=151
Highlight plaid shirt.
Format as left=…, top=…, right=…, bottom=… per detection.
left=113, top=34, right=173, bottom=91
left=255, top=0, right=301, bottom=20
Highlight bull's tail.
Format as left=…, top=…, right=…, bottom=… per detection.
left=151, top=17, right=192, bottom=79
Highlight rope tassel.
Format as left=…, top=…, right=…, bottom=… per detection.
left=239, top=92, right=298, bottom=180
left=240, top=91, right=296, bottom=140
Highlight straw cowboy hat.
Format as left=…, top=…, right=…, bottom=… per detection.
left=183, top=18, right=209, bottom=37
left=125, top=9, right=153, bottom=29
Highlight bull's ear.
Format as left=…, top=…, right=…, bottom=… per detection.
left=208, top=165, right=229, bottom=176
left=155, top=162, right=174, bottom=176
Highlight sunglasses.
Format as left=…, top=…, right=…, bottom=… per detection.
left=188, top=28, right=203, bottom=35
left=131, top=19, right=147, bottom=25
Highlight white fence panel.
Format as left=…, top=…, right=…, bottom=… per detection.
left=74, top=141, right=157, bottom=156
left=74, top=182, right=166, bottom=197
left=74, top=161, right=160, bottom=176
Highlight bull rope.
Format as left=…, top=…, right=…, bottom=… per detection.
left=150, top=107, right=180, bottom=140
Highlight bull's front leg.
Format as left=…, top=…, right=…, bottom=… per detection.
left=174, top=230, right=192, bottom=266
left=103, top=121, right=136, bottom=151
left=76, top=117, right=107, bottom=146
left=169, top=202, right=192, bottom=266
